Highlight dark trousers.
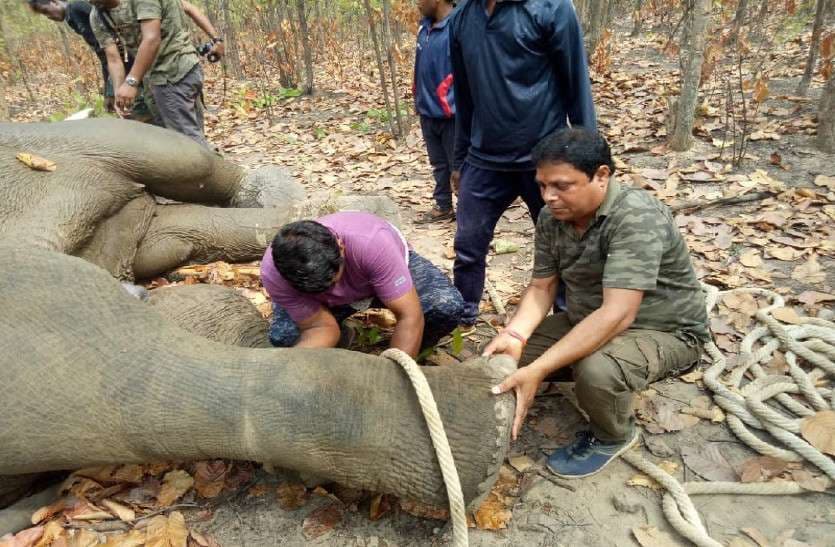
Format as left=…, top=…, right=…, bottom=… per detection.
left=269, top=251, right=464, bottom=350
left=454, top=162, right=544, bottom=325
left=420, top=115, right=455, bottom=211
left=151, top=63, right=209, bottom=148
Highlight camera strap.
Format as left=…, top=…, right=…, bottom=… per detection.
left=97, top=9, right=130, bottom=64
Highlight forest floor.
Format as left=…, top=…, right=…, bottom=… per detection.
left=4, top=16, right=835, bottom=547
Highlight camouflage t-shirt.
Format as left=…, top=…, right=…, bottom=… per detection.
left=532, top=180, right=710, bottom=343
left=91, top=0, right=198, bottom=86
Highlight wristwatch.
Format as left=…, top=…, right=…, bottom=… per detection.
left=125, top=76, right=139, bottom=88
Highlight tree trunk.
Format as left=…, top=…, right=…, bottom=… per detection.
left=362, top=0, right=396, bottom=136
left=586, top=0, right=609, bottom=54
left=796, top=0, right=828, bottom=95
left=220, top=0, right=243, bottom=78
left=818, top=71, right=835, bottom=152
left=381, top=0, right=404, bottom=136
left=295, top=0, right=315, bottom=94
left=631, top=0, right=645, bottom=37
left=0, top=76, right=9, bottom=121
left=669, top=0, right=711, bottom=151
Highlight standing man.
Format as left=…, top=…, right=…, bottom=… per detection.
left=450, top=0, right=596, bottom=327
left=485, top=129, right=709, bottom=478
left=414, top=0, right=456, bottom=224
left=90, top=0, right=223, bottom=147
left=28, top=0, right=115, bottom=111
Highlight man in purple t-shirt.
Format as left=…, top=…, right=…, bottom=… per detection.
left=261, top=212, right=464, bottom=357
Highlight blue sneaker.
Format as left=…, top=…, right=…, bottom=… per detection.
left=546, top=429, right=639, bottom=479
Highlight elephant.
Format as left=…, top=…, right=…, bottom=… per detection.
left=0, top=120, right=515, bottom=535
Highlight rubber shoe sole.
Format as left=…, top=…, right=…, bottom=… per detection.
left=546, top=428, right=640, bottom=480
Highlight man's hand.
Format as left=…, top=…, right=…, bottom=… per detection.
left=482, top=331, right=525, bottom=362
left=115, top=83, right=138, bottom=117
left=491, top=365, right=546, bottom=440
left=450, top=170, right=461, bottom=194
left=209, top=40, right=225, bottom=59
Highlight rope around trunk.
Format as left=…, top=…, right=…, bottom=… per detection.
left=381, top=348, right=469, bottom=547
left=624, top=285, right=835, bottom=546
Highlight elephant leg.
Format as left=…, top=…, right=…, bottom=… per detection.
left=147, top=284, right=270, bottom=348
left=133, top=195, right=403, bottom=279
left=76, top=194, right=157, bottom=281
left=0, top=120, right=244, bottom=205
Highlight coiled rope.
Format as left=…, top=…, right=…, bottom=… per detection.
left=381, top=348, right=469, bottom=547
left=624, top=285, right=835, bottom=546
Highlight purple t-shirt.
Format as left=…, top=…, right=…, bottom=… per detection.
left=260, top=212, right=412, bottom=323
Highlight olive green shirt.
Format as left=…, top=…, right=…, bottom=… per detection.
left=533, top=180, right=710, bottom=344
left=91, top=0, right=198, bottom=86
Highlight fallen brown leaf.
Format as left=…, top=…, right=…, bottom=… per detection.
left=800, top=411, right=835, bottom=456
left=739, top=456, right=790, bottom=483
left=145, top=512, right=188, bottom=547
left=790, top=469, right=833, bottom=492
left=16, top=152, right=57, bottom=172
left=276, top=482, right=307, bottom=511
left=741, top=527, right=770, bottom=547
left=157, top=470, right=194, bottom=506
left=31, top=499, right=66, bottom=525
left=193, top=461, right=227, bottom=499
left=302, top=503, right=344, bottom=540
left=101, top=499, right=135, bottom=522
left=632, top=525, right=682, bottom=547
left=368, top=493, right=392, bottom=521
left=791, top=255, right=826, bottom=284
left=771, top=307, right=804, bottom=324
left=33, top=521, right=64, bottom=547
left=101, top=529, right=146, bottom=547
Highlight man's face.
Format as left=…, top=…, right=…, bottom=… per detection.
left=536, top=162, right=610, bottom=225
left=34, top=1, right=65, bottom=21
left=417, top=0, right=438, bottom=18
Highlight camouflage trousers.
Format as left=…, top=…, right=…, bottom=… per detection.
left=520, top=313, right=702, bottom=443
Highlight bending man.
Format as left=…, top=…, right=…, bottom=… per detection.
left=485, top=129, right=709, bottom=478
left=261, top=212, right=465, bottom=358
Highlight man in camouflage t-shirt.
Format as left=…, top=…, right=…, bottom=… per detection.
left=484, top=128, right=709, bottom=479
left=90, top=0, right=223, bottom=147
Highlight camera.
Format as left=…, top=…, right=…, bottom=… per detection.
left=197, top=42, right=220, bottom=63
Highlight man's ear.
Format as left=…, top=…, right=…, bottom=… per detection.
left=593, top=164, right=611, bottom=185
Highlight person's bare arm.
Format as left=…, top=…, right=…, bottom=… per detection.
left=181, top=0, right=224, bottom=58
left=482, top=274, right=558, bottom=361
left=295, top=307, right=341, bottom=349
left=128, top=18, right=162, bottom=82
left=103, top=42, right=125, bottom=91
left=494, top=287, right=644, bottom=439
left=384, top=288, right=424, bottom=358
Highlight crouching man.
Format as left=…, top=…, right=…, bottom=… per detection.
left=486, top=128, right=710, bottom=478
left=261, top=212, right=465, bottom=358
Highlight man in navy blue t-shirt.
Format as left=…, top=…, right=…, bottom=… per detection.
left=450, top=0, right=597, bottom=327
left=414, top=0, right=457, bottom=224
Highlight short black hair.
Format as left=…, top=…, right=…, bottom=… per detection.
left=531, top=128, right=615, bottom=180
left=271, top=220, right=342, bottom=294
left=28, top=0, right=54, bottom=8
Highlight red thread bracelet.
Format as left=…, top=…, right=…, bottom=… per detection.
left=503, top=328, right=528, bottom=346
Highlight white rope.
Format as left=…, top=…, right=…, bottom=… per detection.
left=381, top=348, right=469, bottom=547
left=624, top=284, right=835, bottom=546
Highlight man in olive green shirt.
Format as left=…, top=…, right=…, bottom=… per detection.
left=484, top=128, right=709, bottom=479
left=90, top=0, right=223, bottom=147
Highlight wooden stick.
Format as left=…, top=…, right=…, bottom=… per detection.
left=671, top=191, right=774, bottom=212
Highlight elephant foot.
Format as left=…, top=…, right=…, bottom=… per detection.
left=232, top=166, right=306, bottom=208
